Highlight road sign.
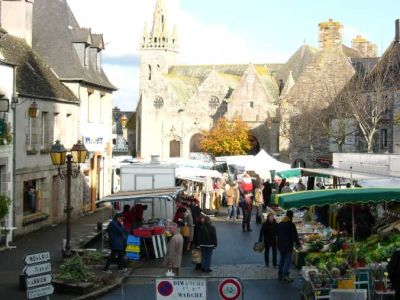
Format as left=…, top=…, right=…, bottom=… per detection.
left=26, top=284, right=54, bottom=299
left=24, top=262, right=51, bottom=277
left=26, top=274, right=53, bottom=288
left=218, top=278, right=242, bottom=300
left=24, top=252, right=50, bottom=265
left=156, top=279, right=207, bottom=300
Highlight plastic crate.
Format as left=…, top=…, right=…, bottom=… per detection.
left=126, top=252, right=140, bottom=260
left=127, top=235, right=141, bottom=245
left=126, top=245, right=140, bottom=252
left=151, top=226, right=165, bottom=235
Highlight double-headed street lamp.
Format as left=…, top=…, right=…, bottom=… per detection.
left=49, top=140, right=88, bottom=257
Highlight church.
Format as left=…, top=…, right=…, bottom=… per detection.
left=136, top=0, right=377, bottom=164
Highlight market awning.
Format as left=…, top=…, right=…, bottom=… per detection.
left=302, top=168, right=392, bottom=181
left=277, top=188, right=400, bottom=208
left=96, top=188, right=182, bottom=204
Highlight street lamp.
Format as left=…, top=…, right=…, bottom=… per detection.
left=50, top=140, right=88, bottom=257
left=120, top=114, right=128, bottom=128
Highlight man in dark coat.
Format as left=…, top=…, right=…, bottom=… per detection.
left=388, top=249, right=400, bottom=299
left=277, top=210, right=301, bottom=282
left=262, top=179, right=272, bottom=209
left=197, top=216, right=217, bottom=273
left=103, top=213, right=127, bottom=273
left=259, top=213, right=278, bottom=267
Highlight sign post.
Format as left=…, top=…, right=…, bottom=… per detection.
left=23, top=251, right=54, bottom=299
left=218, top=278, right=242, bottom=300
left=156, top=278, right=207, bottom=300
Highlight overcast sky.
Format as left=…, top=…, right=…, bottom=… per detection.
left=67, top=0, right=400, bottom=111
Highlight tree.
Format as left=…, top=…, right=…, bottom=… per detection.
left=344, top=50, right=398, bottom=153
left=200, top=117, right=252, bottom=157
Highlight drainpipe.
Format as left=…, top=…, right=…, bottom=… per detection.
left=11, top=65, right=17, bottom=244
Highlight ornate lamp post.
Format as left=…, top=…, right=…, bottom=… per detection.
left=50, top=140, right=88, bottom=257
left=120, top=114, right=128, bottom=128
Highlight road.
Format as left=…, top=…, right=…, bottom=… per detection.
left=101, top=215, right=303, bottom=300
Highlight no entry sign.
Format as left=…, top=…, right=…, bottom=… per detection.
left=218, top=278, right=242, bottom=300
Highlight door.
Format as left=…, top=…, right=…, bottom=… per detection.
left=169, top=140, right=180, bottom=157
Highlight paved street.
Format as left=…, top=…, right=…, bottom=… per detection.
left=102, top=214, right=302, bottom=300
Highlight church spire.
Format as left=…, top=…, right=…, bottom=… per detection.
left=140, top=0, right=178, bottom=51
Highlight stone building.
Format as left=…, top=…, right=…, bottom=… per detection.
left=0, top=29, right=81, bottom=235
left=32, top=0, right=116, bottom=210
left=136, top=0, right=281, bottom=160
left=279, top=19, right=378, bottom=167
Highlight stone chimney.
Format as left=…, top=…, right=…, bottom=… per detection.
left=351, top=35, right=377, bottom=57
left=0, top=0, right=34, bottom=46
left=318, top=18, right=343, bottom=50
left=396, top=19, right=400, bottom=43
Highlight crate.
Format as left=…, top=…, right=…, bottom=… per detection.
left=133, top=227, right=152, bottom=238
left=126, top=252, right=140, bottom=260
left=127, top=235, right=141, bottom=245
left=151, top=226, right=165, bottom=235
left=126, top=245, right=140, bottom=252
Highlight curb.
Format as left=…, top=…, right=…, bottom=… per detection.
left=72, top=278, right=122, bottom=300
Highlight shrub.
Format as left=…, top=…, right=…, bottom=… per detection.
left=0, top=194, right=11, bottom=220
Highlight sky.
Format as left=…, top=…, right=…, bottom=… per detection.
left=67, top=0, right=400, bottom=111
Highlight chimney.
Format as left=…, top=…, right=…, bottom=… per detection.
left=318, top=18, right=343, bottom=50
left=396, top=19, right=400, bottom=43
left=0, top=0, right=34, bottom=46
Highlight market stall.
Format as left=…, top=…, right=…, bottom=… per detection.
left=274, top=188, right=400, bottom=299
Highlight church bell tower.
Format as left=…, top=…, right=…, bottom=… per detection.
left=139, top=0, right=178, bottom=87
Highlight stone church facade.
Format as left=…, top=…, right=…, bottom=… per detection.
left=136, top=0, right=281, bottom=160
left=136, top=1, right=377, bottom=164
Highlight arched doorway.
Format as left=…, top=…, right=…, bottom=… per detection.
left=247, top=135, right=260, bottom=155
left=169, top=140, right=181, bottom=157
left=189, top=133, right=204, bottom=153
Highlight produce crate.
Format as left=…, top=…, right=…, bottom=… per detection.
left=126, top=245, right=140, bottom=252
left=126, top=252, right=140, bottom=260
left=133, top=227, right=152, bottom=238
left=127, top=235, right=141, bottom=245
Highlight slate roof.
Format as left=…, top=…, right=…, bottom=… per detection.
left=0, top=31, right=78, bottom=102
left=32, top=0, right=116, bottom=91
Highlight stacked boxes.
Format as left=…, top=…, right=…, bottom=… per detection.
left=126, top=235, right=141, bottom=260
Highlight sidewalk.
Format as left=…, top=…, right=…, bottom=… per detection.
left=0, top=208, right=112, bottom=300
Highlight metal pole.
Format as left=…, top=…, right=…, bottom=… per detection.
left=11, top=66, right=17, bottom=245
left=65, top=154, right=72, bottom=257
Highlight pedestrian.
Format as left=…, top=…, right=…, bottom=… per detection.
left=173, top=206, right=186, bottom=226
left=226, top=181, right=236, bottom=220
left=27, top=186, right=37, bottom=213
left=278, top=179, right=286, bottom=193
left=197, top=215, right=217, bottom=273
left=281, top=182, right=292, bottom=194
left=293, top=179, right=306, bottom=192
left=258, top=213, right=278, bottom=267
left=189, top=197, right=202, bottom=224
left=122, top=204, right=133, bottom=233
left=183, top=206, right=194, bottom=251
left=277, top=210, right=301, bottom=282
left=388, top=249, right=400, bottom=300
left=233, top=181, right=241, bottom=220
left=253, top=186, right=264, bottom=224
left=355, top=205, right=375, bottom=240
left=103, top=213, right=127, bottom=273
left=164, top=223, right=184, bottom=276
left=263, top=179, right=272, bottom=209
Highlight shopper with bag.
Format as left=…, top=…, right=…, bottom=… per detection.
left=103, top=213, right=127, bottom=273
left=182, top=206, right=194, bottom=251
left=163, top=223, right=184, bottom=276
left=258, top=213, right=278, bottom=267
left=197, top=215, right=217, bottom=273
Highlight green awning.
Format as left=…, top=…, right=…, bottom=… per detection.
left=277, top=188, right=400, bottom=208
left=276, top=168, right=302, bottom=178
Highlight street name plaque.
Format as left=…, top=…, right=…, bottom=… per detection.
left=24, top=252, right=51, bottom=265
left=24, top=262, right=52, bottom=277
left=26, top=274, right=53, bottom=289
left=26, top=285, right=54, bottom=299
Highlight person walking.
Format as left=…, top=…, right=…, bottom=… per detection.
left=197, top=215, right=217, bottom=273
left=103, top=213, right=127, bottom=273
left=277, top=210, right=301, bottom=282
left=241, top=173, right=254, bottom=232
left=164, top=223, right=184, bottom=276
left=263, top=179, right=272, bottom=209
left=183, top=206, right=194, bottom=251
left=233, top=181, right=241, bottom=220
left=293, top=179, right=306, bottom=192
left=259, top=213, right=278, bottom=267
left=253, top=186, right=264, bottom=224
left=226, top=181, right=237, bottom=220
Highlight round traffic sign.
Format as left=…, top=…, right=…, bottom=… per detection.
left=218, top=278, right=242, bottom=300
left=157, top=280, right=173, bottom=297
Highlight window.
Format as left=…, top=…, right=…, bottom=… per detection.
left=88, top=91, right=94, bottom=123
left=148, top=65, right=152, bottom=80
left=100, top=95, right=104, bottom=123
left=249, top=101, right=254, bottom=108
left=0, top=165, right=6, bottom=195
left=381, top=129, right=388, bottom=148
left=154, top=96, right=164, bottom=109
left=66, top=114, right=72, bottom=146
left=53, top=113, right=60, bottom=141
left=41, top=112, right=48, bottom=149
left=209, top=96, right=219, bottom=109
left=28, top=116, right=37, bottom=150
left=84, top=46, right=89, bottom=69
left=23, top=179, right=40, bottom=216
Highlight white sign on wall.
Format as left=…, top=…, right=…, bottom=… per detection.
left=156, top=279, right=207, bottom=300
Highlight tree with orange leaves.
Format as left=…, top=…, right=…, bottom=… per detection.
left=200, top=117, right=252, bottom=157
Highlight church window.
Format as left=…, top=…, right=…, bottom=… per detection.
left=249, top=101, right=254, bottom=108
left=209, top=96, right=220, bottom=109
left=154, top=96, right=164, bottom=109
left=154, top=37, right=157, bottom=43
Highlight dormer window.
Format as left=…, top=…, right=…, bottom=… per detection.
left=84, top=46, right=89, bottom=69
